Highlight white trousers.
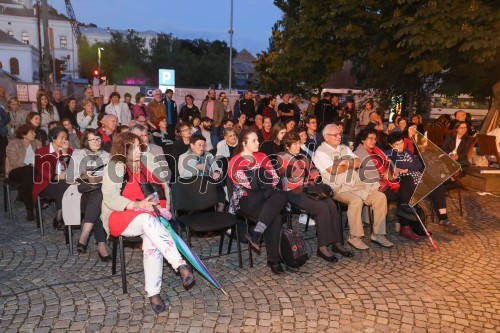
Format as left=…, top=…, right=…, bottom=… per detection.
left=121, top=213, right=186, bottom=297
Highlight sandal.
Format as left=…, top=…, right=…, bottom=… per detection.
left=149, top=294, right=166, bottom=314
left=438, top=219, right=465, bottom=235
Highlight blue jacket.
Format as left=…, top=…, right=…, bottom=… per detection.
left=193, top=128, right=220, bottom=151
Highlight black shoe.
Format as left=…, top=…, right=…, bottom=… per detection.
left=53, top=217, right=65, bottom=231
left=77, top=242, right=88, bottom=254
left=179, top=265, right=195, bottom=289
left=316, top=249, right=339, bottom=262
left=246, top=230, right=263, bottom=252
left=267, top=262, right=285, bottom=274
left=149, top=294, right=166, bottom=314
left=331, top=244, right=354, bottom=257
left=98, top=252, right=112, bottom=262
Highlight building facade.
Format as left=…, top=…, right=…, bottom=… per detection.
left=0, top=0, right=79, bottom=82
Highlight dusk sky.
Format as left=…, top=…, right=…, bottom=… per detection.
left=50, top=0, right=282, bottom=56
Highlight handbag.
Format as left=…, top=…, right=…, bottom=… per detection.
left=77, top=164, right=105, bottom=193
left=303, top=183, right=334, bottom=200
left=138, top=169, right=167, bottom=200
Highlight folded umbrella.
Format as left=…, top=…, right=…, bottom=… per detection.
left=154, top=207, right=228, bottom=296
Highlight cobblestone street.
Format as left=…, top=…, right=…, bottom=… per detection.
left=1, top=187, right=499, bottom=333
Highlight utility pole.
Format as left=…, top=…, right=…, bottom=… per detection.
left=228, top=0, right=233, bottom=93
left=36, top=1, right=43, bottom=84
left=41, top=0, right=53, bottom=92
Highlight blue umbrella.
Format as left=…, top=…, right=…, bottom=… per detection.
left=154, top=208, right=228, bottom=296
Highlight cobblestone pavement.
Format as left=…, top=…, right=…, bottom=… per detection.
left=1, top=186, right=499, bottom=333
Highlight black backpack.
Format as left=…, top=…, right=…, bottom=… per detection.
left=279, top=227, right=309, bottom=269
left=411, top=204, right=428, bottom=237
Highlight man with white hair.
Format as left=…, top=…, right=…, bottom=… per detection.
left=312, top=124, right=393, bottom=250
left=147, top=89, right=166, bottom=124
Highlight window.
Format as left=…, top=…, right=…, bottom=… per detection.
left=7, top=31, right=14, bottom=37
left=60, top=36, right=67, bottom=49
left=10, top=58, right=19, bottom=75
left=21, top=32, right=29, bottom=45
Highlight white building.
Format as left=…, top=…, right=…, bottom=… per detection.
left=0, top=29, right=39, bottom=82
left=0, top=0, right=79, bottom=82
left=81, top=25, right=158, bottom=50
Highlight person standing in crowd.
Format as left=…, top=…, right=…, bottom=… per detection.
left=162, top=89, right=178, bottom=133
left=60, top=97, right=79, bottom=129
left=222, top=97, right=233, bottom=122
left=229, top=129, right=288, bottom=274
left=0, top=85, right=7, bottom=107
left=147, top=89, right=166, bottom=124
left=218, top=92, right=226, bottom=102
left=262, top=96, right=280, bottom=125
left=36, top=91, right=59, bottom=133
left=81, top=87, right=99, bottom=114
left=6, top=124, right=42, bottom=220
left=5, top=97, right=25, bottom=140
left=238, top=91, right=255, bottom=125
left=123, top=93, right=134, bottom=111
left=32, top=126, right=73, bottom=231
left=292, top=96, right=305, bottom=125
left=306, top=95, right=318, bottom=117
left=330, top=95, right=341, bottom=123
left=105, top=92, right=131, bottom=126
left=356, top=101, right=374, bottom=134
left=26, top=111, right=48, bottom=145
left=278, top=131, right=353, bottom=261
left=304, top=115, right=324, bottom=152
left=101, top=132, right=193, bottom=314
left=62, top=118, right=82, bottom=149
left=51, top=90, right=64, bottom=119
left=77, top=98, right=99, bottom=130
left=66, top=129, right=111, bottom=260
left=179, top=94, right=200, bottom=123
left=343, top=98, right=356, bottom=140
left=314, top=92, right=334, bottom=130
left=0, top=104, right=10, bottom=178
left=200, top=89, right=224, bottom=132
left=278, top=93, right=295, bottom=123
left=313, top=124, right=393, bottom=250
left=132, top=92, right=156, bottom=130
left=98, top=114, right=118, bottom=152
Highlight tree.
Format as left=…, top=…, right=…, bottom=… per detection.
left=257, top=0, right=500, bottom=112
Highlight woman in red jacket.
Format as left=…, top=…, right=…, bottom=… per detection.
left=228, top=129, right=288, bottom=274
left=33, top=126, right=73, bottom=230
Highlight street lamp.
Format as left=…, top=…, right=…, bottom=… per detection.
left=228, top=0, right=233, bottom=93
left=98, top=47, right=104, bottom=71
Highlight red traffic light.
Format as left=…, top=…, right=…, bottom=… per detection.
left=93, top=69, right=100, bottom=76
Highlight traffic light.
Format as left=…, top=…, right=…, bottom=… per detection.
left=93, top=69, right=100, bottom=77
left=54, top=58, right=62, bottom=82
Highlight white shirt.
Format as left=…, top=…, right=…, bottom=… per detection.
left=201, top=130, right=213, bottom=151
left=49, top=143, right=65, bottom=175
left=24, top=144, right=35, bottom=165
left=312, top=143, right=357, bottom=173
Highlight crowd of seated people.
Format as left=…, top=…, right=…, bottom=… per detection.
left=1, top=87, right=480, bottom=314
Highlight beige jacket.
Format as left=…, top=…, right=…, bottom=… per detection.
left=201, top=99, right=224, bottom=127
left=147, top=99, right=166, bottom=124
left=101, top=152, right=170, bottom=236
left=5, top=139, right=42, bottom=176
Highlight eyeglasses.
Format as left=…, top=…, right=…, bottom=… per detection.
left=88, top=138, right=102, bottom=143
left=366, top=136, right=377, bottom=141
left=325, top=133, right=341, bottom=137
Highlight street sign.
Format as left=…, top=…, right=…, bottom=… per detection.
left=159, top=69, right=175, bottom=86
left=142, top=86, right=160, bottom=98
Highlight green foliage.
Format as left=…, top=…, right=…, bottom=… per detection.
left=78, top=32, right=234, bottom=87
left=257, top=0, right=500, bottom=105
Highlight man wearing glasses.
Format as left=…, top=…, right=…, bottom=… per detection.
left=312, top=124, right=393, bottom=250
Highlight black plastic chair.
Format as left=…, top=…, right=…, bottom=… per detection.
left=111, top=235, right=143, bottom=294
left=3, top=179, right=22, bottom=220
left=172, top=176, right=244, bottom=268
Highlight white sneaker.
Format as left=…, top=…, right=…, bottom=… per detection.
left=370, top=234, right=394, bottom=248
left=348, top=236, right=369, bottom=250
